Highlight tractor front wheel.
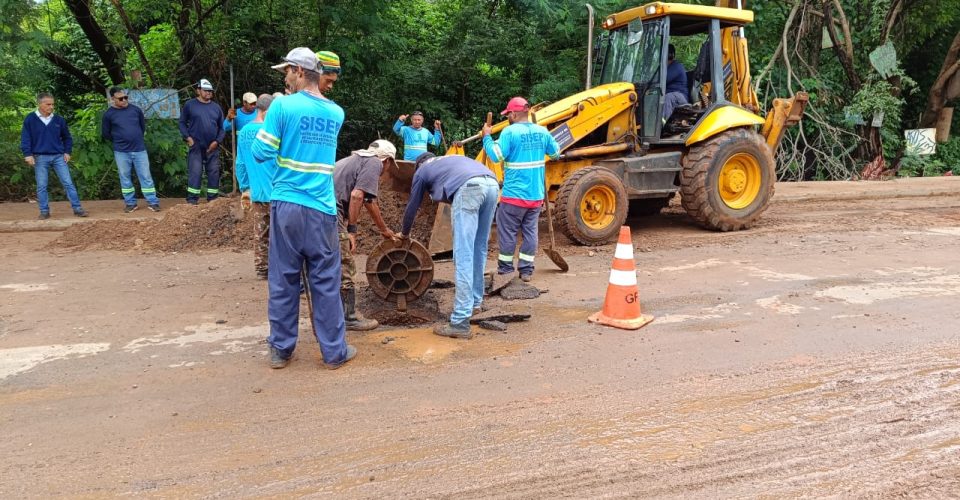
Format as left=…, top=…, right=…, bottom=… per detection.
left=680, top=128, right=775, bottom=231
left=555, top=166, right=628, bottom=246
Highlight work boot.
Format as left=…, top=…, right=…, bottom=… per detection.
left=520, top=273, right=532, bottom=283
left=342, top=288, right=378, bottom=331
left=73, top=208, right=88, bottom=217
left=433, top=322, right=473, bottom=339
left=269, top=346, right=290, bottom=369
left=323, top=345, right=357, bottom=370
left=38, top=212, right=50, bottom=220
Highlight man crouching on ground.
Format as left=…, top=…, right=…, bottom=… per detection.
left=400, top=153, right=499, bottom=339
left=251, top=47, right=356, bottom=369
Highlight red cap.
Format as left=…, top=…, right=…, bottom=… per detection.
left=500, top=97, right=529, bottom=116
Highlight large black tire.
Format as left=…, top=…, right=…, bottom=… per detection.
left=555, top=166, right=629, bottom=246
left=680, top=128, right=775, bottom=231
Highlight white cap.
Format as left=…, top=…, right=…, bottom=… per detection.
left=367, top=140, right=397, bottom=159
left=271, top=47, right=319, bottom=73
left=197, top=78, right=214, bottom=91
left=242, top=92, right=257, bottom=103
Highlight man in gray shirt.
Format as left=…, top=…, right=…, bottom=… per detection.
left=333, top=139, right=398, bottom=331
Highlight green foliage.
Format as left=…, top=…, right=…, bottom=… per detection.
left=933, top=137, right=960, bottom=174
left=898, top=152, right=948, bottom=177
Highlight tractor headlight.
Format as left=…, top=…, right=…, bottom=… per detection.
left=645, top=5, right=657, bottom=15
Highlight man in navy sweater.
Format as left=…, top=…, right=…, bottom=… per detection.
left=102, top=87, right=161, bottom=213
left=179, top=79, right=225, bottom=204
left=20, top=92, right=87, bottom=219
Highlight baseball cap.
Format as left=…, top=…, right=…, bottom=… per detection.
left=271, top=47, right=319, bottom=73
left=500, top=96, right=529, bottom=115
left=316, top=51, right=341, bottom=74
left=242, top=92, right=257, bottom=104
left=367, top=140, right=397, bottom=160
left=197, top=78, right=215, bottom=91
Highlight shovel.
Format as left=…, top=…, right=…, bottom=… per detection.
left=543, top=177, right=568, bottom=272
left=528, top=112, right=567, bottom=272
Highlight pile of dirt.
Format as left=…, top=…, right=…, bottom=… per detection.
left=355, top=190, right=437, bottom=254
left=50, top=198, right=255, bottom=253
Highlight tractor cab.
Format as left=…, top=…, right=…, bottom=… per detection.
left=595, top=2, right=755, bottom=143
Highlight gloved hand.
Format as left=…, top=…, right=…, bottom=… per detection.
left=240, top=190, right=251, bottom=209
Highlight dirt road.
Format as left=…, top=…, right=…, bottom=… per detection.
left=2, top=179, right=960, bottom=497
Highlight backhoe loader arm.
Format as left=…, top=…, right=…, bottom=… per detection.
left=761, top=92, right=809, bottom=152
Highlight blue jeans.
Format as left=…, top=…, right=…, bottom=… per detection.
left=34, top=154, right=82, bottom=214
left=114, top=151, right=160, bottom=206
left=267, top=201, right=348, bottom=363
left=450, top=176, right=499, bottom=326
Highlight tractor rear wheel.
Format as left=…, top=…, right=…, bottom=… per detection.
left=680, top=128, right=775, bottom=231
left=555, top=166, right=628, bottom=246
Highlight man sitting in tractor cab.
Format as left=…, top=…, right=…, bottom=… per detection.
left=663, top=44, right=689, bottom=122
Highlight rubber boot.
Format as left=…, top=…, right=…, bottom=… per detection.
left=342, top=288, right=378, bottom=331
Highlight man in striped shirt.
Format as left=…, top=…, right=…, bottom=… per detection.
left=482, top=96, right=560, bottom=283
left=251, top=47, right=356, bottom=370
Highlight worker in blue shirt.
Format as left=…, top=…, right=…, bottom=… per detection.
left=400, top=153, right=499, bottom=339
left=482, top=96, right=560, bottom=283
left=179, top=78, right=225, bottom=204
left=393, top=111, right=443, bottom=161
left=236, top=93, right=276, bottom=279
left=252, top=47, right=356, bottom=371
left=224, top=92, right=258, bottom=132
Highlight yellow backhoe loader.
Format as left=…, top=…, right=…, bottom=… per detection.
left=418, top=0, right=807, bottom=252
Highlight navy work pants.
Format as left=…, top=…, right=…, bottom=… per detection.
left=186, top=145, right=220, bottom=202
left=267, top=200, right=348, bottom=364
left=496, top=202, right=540, bottom=276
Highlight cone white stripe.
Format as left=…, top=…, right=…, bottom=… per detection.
left=614, top=243, right=634, bottom=260
left=608, top=269, right=638, bottom=286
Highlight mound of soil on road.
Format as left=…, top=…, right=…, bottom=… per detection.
left=49, top=192, right=437, bottom=255
left=50, top=198, right=255, bottom=253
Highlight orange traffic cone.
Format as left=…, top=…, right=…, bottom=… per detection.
left=588, top=226, right=654, bottom=330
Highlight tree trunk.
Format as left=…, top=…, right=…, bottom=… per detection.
left=110, top=0, right=158, bottom=87
left=920, top=30, right=960, bottom=128
left=822, top=0, right=860, bottom=91
left=62, top=0, right=125, bottom=85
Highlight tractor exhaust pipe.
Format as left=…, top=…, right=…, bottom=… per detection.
left=586, top=3, right=595, bottom=90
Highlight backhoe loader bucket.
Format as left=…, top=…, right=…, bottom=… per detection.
left=380, top=159, right=416, bottom=194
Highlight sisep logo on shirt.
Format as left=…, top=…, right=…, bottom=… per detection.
left=299, top=116, right=341, bottom=149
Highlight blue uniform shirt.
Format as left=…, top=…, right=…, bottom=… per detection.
left=224, top=107, right=257, bottom=133
left=393, top=120, right=442, bottom=161
left=236, top=121, right=277, bottom=203
left=251, top=90, right=344, bottom=215
left=482, top=122, right=560, bottom=203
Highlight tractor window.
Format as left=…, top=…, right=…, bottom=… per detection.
left=598, top=19, right=665, bottom=87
